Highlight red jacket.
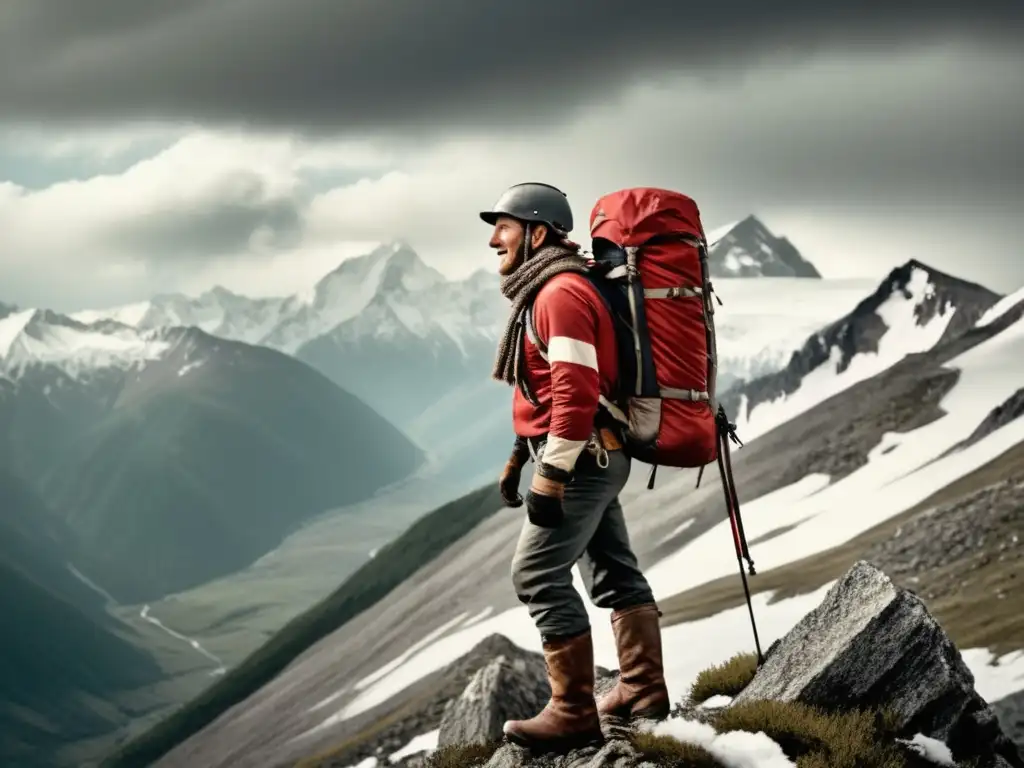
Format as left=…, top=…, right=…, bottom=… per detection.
left=513, top=272, right=620, bottom=474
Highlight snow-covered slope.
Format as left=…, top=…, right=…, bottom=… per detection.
left=724, top=260, right=1003, bottom=442
left=131, top=266, right=1024, bottom=768
left=0, top=309, right=171, bottom=379
left=710, top=277, right=875, bottom=388
left=706, top=215, right=821, bottom=278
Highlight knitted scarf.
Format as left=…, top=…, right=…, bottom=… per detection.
left=492, top=242, right=590, bottom=387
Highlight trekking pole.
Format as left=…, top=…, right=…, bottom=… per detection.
left=715, top=408, right=764, bottom=666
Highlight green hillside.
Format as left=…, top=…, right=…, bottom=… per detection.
left=0, top=469, right=165, bottom=768
left=39, top=333, right=425, bottom=603
left=101, top=482, right=503, bottom=768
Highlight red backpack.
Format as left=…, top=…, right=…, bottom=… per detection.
left=589, top=187, right=760, bottom=659
left=585, top=187, right=732, bottom=474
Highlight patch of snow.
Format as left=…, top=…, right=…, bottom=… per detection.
left=645, top=473, right=831, bottom=597
left=2, top=313, right=172, bottom=377
left=705, top=220, right=740, bottom=246
left=387, top=298, right=428, bottom=338
left=70, top=301, right=152, bottom=327
left=698, top=694, right=734, bottom=709
left=975, top=284, right=1024, bottom=328
left=351, top=611, right=469, bottom=690
left=644, top=716, right=796, bottom=768
left=661, top=517, right=695, bottom=544
left=736, top=267, right=956, bottom=442
left=960, top=648, right=1024, bottom=703
left=177, top=359, right=204, bottom=377
left=461, top=606, right=494, bottom=628
left=896, top=734, right=955, bottom=766
left=388, top=729, right=439, bottom=762
left=0, top=308, right=35, bottom=357
left=139, top=605, right=226, bottom=676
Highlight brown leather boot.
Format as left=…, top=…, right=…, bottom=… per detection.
left=503, top=631, right=605, bottom=752
left=597, top=603, right=670, bottom=721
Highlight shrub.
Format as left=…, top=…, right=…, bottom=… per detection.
left=425, top=742, right=501, bottom=768
left=630, top=732, right=722, bottom=767
left=686, top=652, right=759, bottom=705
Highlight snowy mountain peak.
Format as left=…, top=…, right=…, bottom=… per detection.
left=312, top=241, right=442, bottom=305
left=707, top=215, right=821, bottom=279
left=725, top=259, right=1002, bottom=442
left=871, top=259, right=1000, bottom=338
left=377, top=246, right=446, bottom=296
left=0, top=308, right=171, bottom=378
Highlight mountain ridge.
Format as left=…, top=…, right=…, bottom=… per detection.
left=63, top=213, right=817, bottom=359
left=706, top=214, right=821, bottom=278
left=722, top=258, right=1003, bottom=441
left=48, top=222, right=822, bottom=439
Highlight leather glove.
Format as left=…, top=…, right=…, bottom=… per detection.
left=499, top=458, right=524, bottom=508
left=499, top=437, right=531, bottom=508
left=525, top=475, right=566, bottom=528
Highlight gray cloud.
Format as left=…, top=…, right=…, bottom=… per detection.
left=1, top=2, right=1022, bottom=311
left=103, top=170, right=304, bottom=260
left=0, top=1, right=1021, bottom=132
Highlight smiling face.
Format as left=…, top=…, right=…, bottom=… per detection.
left=488, top=215, right=548, bottom=276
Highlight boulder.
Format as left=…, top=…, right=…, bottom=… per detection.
left=437, top=644, right=621, bottom=750
left=733, top=560, right=1023, bottom=768
left=437, top=651, right=550, bottom=748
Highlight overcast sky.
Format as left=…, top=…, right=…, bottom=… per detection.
left=1, top=1, right=1021, bottom=311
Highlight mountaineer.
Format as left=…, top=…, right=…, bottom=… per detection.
left=480, top=181, right=670, bottom=751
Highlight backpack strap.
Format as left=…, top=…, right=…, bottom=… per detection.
left=523, top=304, right=547, bottom=361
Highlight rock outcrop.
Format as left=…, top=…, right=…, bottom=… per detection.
left=427, top=561, right=1021, bottom=768
left=437, top=651, right=551, bottom=748
left=733, top=560, right=1022, bottom=768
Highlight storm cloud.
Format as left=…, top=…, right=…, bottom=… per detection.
left=1, top=0, right=1021, bottom=132
left=104, top=170, right=305, bottom=260
left=0, top=3, right=1022, bottom=310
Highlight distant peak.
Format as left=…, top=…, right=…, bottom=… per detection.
left=886, top=259, right=988, bottom=291
left=203, top=285, right=239, bottom=300
left=706, top=214, right=820, bottom=279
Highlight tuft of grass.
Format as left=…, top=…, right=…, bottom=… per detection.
left=630, top=732, right=723, bottom=767
left=709, top=700, right=914, bottom=768
left=686, top=652, right=759, bottom=705
left=425, top=742, right=501, bottom=768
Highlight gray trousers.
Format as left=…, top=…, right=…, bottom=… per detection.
left=510, top=446, right=656, bottom=640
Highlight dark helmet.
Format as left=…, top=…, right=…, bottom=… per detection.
left=479, top=182, right=574, bottom=234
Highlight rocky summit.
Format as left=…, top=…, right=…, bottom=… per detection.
left=346, top=562, right=1022, bottom=768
